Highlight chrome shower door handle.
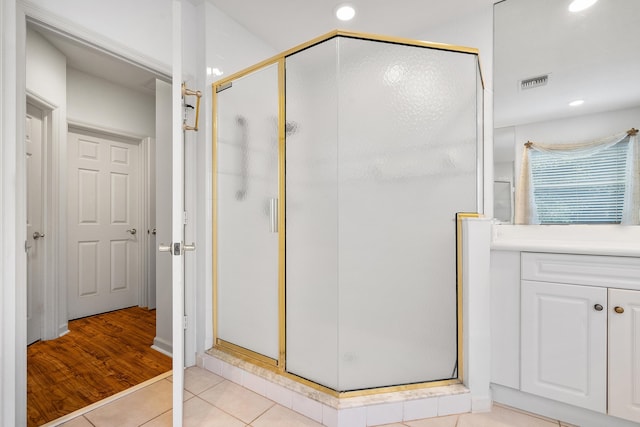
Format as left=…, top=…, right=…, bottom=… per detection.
left=269, top=198, right=278, bottom=233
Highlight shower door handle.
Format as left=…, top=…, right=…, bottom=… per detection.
left=269, top=198, right=278, bottom=233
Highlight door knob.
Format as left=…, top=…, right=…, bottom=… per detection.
left=183, top=242, right=196, bottom=252
left=614, top=306, right=625, bottom=314
left=126, top=228, right=137, bottom=235
left=594, top=304, right=604, bottom=311
left=158, top=243, right=172, bottom=252
left=33, top=231, right=45, bottom=240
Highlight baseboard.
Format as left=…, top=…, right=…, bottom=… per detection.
left=491, top=384, right=639, bottom=427
left=152, top=337, right=172, bottom=357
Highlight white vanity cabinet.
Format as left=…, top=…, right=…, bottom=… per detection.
left=608, top=288, right=640, bottom=422
left=520, top=252, right=640, bottom=423
left=521, top=280, right=607, bottom=412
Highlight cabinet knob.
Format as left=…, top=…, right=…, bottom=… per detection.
left=594, top=304, right=604, bottom=311
left=614, top=306, right=624, bottom=314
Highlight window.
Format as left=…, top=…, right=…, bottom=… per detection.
left=529, top=137, right=630, bottom=224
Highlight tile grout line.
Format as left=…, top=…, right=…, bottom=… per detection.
left=192, top=394, right=249, bottom=426
left=247, top=401, right=277, bottom=425
left=196, top=392, right=272, bottom=426
left=194, top=374, right=302, bottom=426
left=137, top=408, right=172, bottom=427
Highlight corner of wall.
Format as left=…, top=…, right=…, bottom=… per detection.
left=462, top=217, right=493, bottom=412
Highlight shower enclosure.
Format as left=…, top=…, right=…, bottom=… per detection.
left=213, top=31, right=483, bottom=393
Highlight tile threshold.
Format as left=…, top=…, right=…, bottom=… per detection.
left=40, top=370, right=173, bottom=427
left=201, top=349, right=473, bottom=426
left=203, top=348, right=469, bottom=409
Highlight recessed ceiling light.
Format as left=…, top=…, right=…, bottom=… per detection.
left=568, top=0, right=598, bottom=13
left=335, top=4, right=356, bottom=21
left=569, top=99, right=585, bottom=107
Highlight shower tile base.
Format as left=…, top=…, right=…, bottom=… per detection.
left=200, top=349, right=471, bottom=427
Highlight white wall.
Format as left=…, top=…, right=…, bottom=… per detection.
left=204, top=2, right=277, bottom=83
left=26, top=28, right=66, bottom=106
left=67, top=68, right=155, bottom=137
left=494, top=162, right=513, bottom=182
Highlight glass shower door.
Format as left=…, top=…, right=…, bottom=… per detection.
left=214, top=63, right=280, bottom=361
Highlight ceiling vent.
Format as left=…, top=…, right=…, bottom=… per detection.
left=520, top=74, right=549, bottom=90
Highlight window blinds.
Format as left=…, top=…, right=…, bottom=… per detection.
left=529, top=138, right=629, bottom=224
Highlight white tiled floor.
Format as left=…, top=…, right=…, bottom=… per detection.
left=53, top=367, right=571, bottom=427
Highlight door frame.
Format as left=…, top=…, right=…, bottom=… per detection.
left=26, top=94, right=56, bottom=342
left=144, top=136, right=156, bottom=310
left=8, top=2, right=181, bottom=425
left=66, top=123, right=149, bottom=314
left=19, top=1, right=173, bottom=329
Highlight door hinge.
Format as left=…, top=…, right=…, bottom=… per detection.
left=183, top=315, right=188, bottom=330
left=183, top=211, right=188, bottom=225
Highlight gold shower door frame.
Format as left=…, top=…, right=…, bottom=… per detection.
left=212, top=30, right=482, bottom=398
left=212, top=57, right=286, bottom=370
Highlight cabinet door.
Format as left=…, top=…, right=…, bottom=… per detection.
left=521, top=280, right=607, bottom=412
left=609, top=288, right=640, bottom=423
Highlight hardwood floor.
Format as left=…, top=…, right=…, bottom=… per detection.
left=27, top=307, right=172, bottom=427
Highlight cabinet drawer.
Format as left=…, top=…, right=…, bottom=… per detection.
left=521, top=253, right=640, bottom=290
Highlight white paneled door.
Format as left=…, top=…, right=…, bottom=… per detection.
left=26, top=103, right=44, bottom=345
left=67, top=130, right=140, bottom=319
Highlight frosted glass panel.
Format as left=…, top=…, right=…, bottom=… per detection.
left=216, top=64, right=279, bottom=360
left=286, top=39, right=339, bottom=389
left=286, top=37, right=479, bottom=391
left=336, top=38, right=477, bottom=390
